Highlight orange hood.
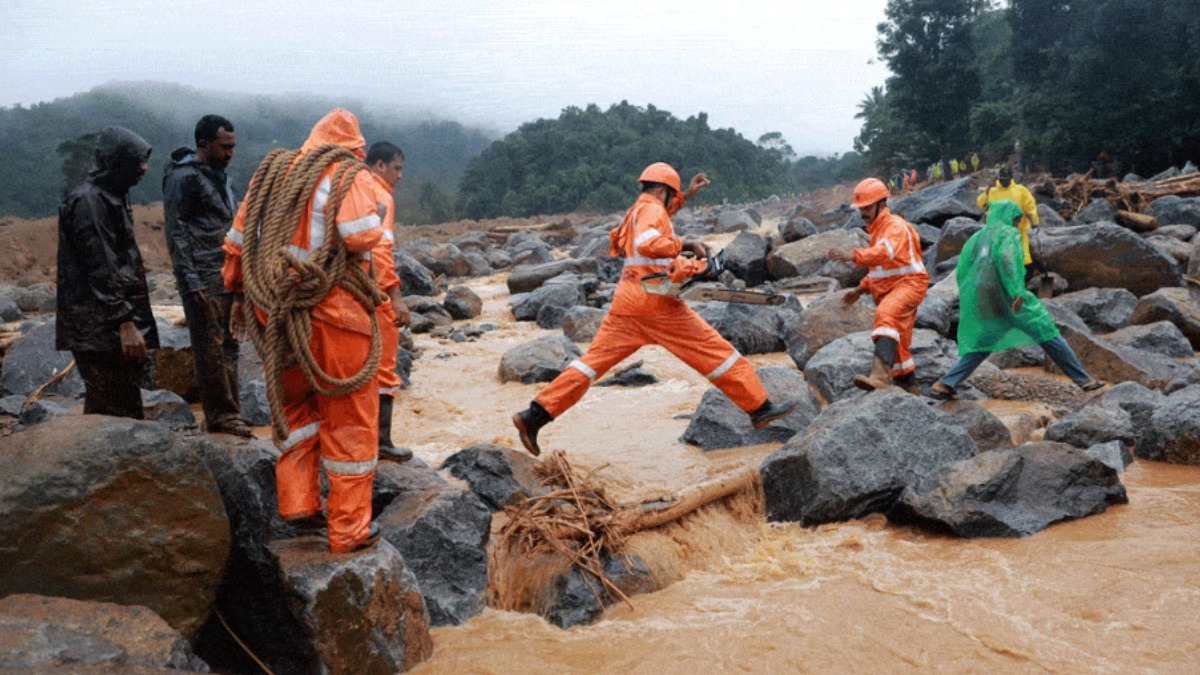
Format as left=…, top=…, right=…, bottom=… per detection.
left=301, top=108, right=366, bottom=157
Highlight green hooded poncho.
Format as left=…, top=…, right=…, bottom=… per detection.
left=955, top=200, right=1059, bottom=355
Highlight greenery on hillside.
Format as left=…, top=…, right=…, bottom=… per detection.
left=855, top=0, right=1200, bottom=178
left=0, top=82, right=493, bottom=223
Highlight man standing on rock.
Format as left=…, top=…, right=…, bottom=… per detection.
left=223, top=109, right=386, bottom=554
left=163, top=114, right=252, bottom=437
left=827, top=178, right=929, bottom=393
left=511, top=162, right=797, bottom=456
left=365, top=140, right=413, bottom=462
left=977, top=166, right=1043, bottom=283
left=56, top=126, right=159, bottom=418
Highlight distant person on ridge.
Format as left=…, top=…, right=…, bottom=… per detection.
left=827, top=178, right=929, bottom=393
left=364, top=140, right=413, bottom=463
left=163, top=114, right=252, bottom=437
left=977, top=166, right=1044, bottom=283
left=511, top=162, right=797, bottom=456
left=56, top=126, right=158, bottom=418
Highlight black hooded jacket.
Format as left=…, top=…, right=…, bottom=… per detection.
left=56, top=126, right=160, bottom=352
left=162, top=147, right=237, bottom=295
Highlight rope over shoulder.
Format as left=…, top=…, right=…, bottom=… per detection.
left=239, top=144, right=386, bottom=444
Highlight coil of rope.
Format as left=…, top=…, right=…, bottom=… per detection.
left=239, top=144, right=385, bottom=444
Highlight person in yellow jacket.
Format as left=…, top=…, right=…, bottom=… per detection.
left=976, top=166, right=1043, bottom=282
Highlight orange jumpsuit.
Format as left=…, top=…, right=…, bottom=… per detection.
left=534, top=192, right=769, bottom=418
left=369, top=174, right=403, bottom=397
left=852, top=207, right=930, bottom=378
left=222, top=109, right=384, bottom=553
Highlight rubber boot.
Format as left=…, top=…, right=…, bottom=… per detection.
left=377, top=395, right=413, bottom=463
left=512, top=401, right=553, bottom=457
left=854, top=357, right=894, bottom=391
left=750, top=399, right=798, bottom=429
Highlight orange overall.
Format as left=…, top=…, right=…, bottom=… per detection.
left=222, top=109, right=384, bottom=553
left=370, top=173, right=403, bottom=397
left=852, top=207, right=930, bottom=377
left=534, top=192, right=768, bottom=418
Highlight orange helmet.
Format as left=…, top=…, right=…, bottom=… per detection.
left=638, top=162, right=682, bottom=193
left=851, top=178, right=890, bottom=208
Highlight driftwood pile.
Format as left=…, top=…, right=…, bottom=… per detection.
left=1051, top=170, right=1200, bottom=229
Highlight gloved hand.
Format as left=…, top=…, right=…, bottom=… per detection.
left=667, top=256, right=710, bottom=283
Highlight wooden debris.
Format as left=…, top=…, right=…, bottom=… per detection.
left=1053, top=169, right=1200, bottom=219
left=1116, top=210, right=1159, bottom=232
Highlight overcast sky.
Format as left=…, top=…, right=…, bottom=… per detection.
left=1, top=0, right=890, bottom=155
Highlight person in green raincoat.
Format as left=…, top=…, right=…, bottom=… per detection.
left=930, top=200, right=1103, bottom=398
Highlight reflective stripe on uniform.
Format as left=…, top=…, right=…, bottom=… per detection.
left=309, top=177, right=331, bottom=251
left=869, top=262, right=926, bottom=279
left=568, top=359, right=597, bottom=383
left=872, top=327, right=901, bottom=341
left=892, top=359, right=915, bottom=373
left=289, top=244, right=310, bottom=262
left=322, top=456, right=378, bottom=476
left=706, top=351, right=741, bottom=381
left=883, top=239, right=895, bottom=259
left=382, top=229, right=394, bottom=242
left=280, top=421, right=320, bottom=451
left=634, top=228, right=660, bottom=247
left=379, top=385, right=401, bottom=395
left=337, top=212, right=382, bottom=239
left=225, top=227, right=244, bottom=247
left=623, top=256, right=673, bottom=267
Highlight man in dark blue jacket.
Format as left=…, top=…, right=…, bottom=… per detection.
left=163, top=114, right=251, bottom=436
left=57, top=126, right=159, bottom=418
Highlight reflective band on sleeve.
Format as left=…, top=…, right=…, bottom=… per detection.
left=379, top=385, right=401, bottom=395
left=338, top=213, right=382, bottom=238
left=568, top=359, right=597, bottom=383
left=309, top=177, right=331, bottom=250
left=289, top=244, right=310, bottom=262
left=382, top=230, right=394, bottom=242
left=634, top=229, right=660, bottom=247
left=623, top=256, right=673, bottom=267
left=892, top=359, right=915, bottom=373
left=872, top=327, right=902, bottom=341
left=279, top=421, right=320, bottom=451
left=883, top=239, right=896, bottom=259
left=322, top=456, right=378, bottom=476
left=868, top=262, right=926, bottom=279
left=706, top=351, right=741, bottom=381
left=225, top=227, right=244, bottom=247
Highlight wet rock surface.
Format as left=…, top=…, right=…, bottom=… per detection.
left=441, top=443, right=542, bottom=511
left=498, top=334, right=582, bottom=384
left=681, top=366, right=821, bottom=451
left=935, top=399, right=1013, bottom=451
left=0, top=321, right=84, bottom=398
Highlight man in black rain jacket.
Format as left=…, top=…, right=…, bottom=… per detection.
left=163, top=114, right=251, bottom=436
left=56, top=126, right=159, bottom=418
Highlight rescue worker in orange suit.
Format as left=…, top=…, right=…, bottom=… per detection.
left=827, top=178, right=930, bottom=393
left=365, top=141, right=413, bottom=463
left=512, top=162, right=797, bottom=456
left=222, top=109, right=384, bottom=553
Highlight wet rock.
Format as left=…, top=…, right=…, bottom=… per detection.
left=1154, top=224, right=1198, bottom=241
left=511, top=283, right=583, bottom=323
left=596, top=361, right=658, bottom=387
left=536, top=304, right=569, bottom=329
left=916, top=292, right=953, bottom=337
left=498, top=335, right=582, bottom=384
left=153, top=318, right=197, bottom=400
left=462, top=251, right=492, bottom=277
left=1086, top=440, right=1133, bottom=473
left=1075, top=381, right=1165, bottom=453
left=18, top=399, right=70, bottom=426
left=544, top=552, right=657, bottom=629
left=890, top=178, right=984, bottom=227
left=0, top=321, right=84, bottom=398
left=1146, top=195, right=1200, bottom=227
left=1035, top=222, right=1181, bottom=297
left=802, top=329, right=960, bottom=402
left=966, top=368, right=1083, bottom=412
left=935, top=217, right=983, bottom=262
left=507, top=259, right=601, bottom=294
left=269, top=537, right=433, bottom=673
left=779, top=213, right=818, bottom=242
left=0, top=594, right=209, bottom=672
left=1062, top=326, right=1198, bottom=390
left=0, top=295, right=23, bottom=322
left=1105, top=321, right=1194, bottom=358
left=914, top=221, right=941, bottom=248
left=0, top=394, right=23, bottom=416
left=239, top=379, right=272, bottom=426
left=782, top=290, right=874, bottom=370
left=0, top=416, right=231, bottom=639
left=441, top=443, right=541, bottom=511
left=394, top=251, right=438, bottom=296
left=1150, top=166, right=1182, bottom=182
left=766, top=229, right=869, bottom=287
left=376, top=477, right=491, bottom=627
left=1037, top=204, right=1068, bottom=228
left=451, top=231, right=491, bottom=253
left=509, top=241, right=556, bottom=267
left=1130, top=287, right=1200, bottom=350
left=1137, top=385, right=1200, bottom=465
left=935, top=399, right=1013, bottom=451
left=1045, top=402, right=1136, bottom=448
left=405, top=241, right=471, bottom=278
left=14, top=282, right=56, bottom=313
left=141, top=388, right=197, bottom=431
left=1044, top=287, right=1137, bottom=333
left=1074, top=198, right=1117, bottom=225
left=761, top=389, right=978, bottom=525
left=562, top=306, right=606, bottom=342
left=1147, top=235, right=1195, bottom=264
left=721, top=230, right=770, bottom=287
left=712, top=209, right=757, bottom=233
left=890, top=442, right=1127, bottom=538
left=485, top=247, right=513, bottom=270
left=681, top=366, right=820, bottom=451
left=443, top=285, right=483, bottom=320
left=697, top=300, right=792, bottom=355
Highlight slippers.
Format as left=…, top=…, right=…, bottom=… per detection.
left=929, top=383, right=956, bottom=400
left=1079, top=378, right=1104, bottom=392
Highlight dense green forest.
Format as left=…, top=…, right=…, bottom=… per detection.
left=856, top=0, right=1200, bottom=177
left=0, top=82, right=493, bottom=223
left=456, top=102, right=855, bottom=219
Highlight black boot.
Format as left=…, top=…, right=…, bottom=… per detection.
left=512, top=401, right=553, bottom=456
left=749, top=399, right=798, bottom=429
left=378, top=395, right=413, bottom=463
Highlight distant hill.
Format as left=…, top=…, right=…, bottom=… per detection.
left=0, top=81, right=495, bottom=223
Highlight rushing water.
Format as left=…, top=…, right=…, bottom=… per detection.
left=395, top=273, right=1200, bottom=674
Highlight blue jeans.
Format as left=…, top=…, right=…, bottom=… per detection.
left=937, top=335, right=1093, bottom=390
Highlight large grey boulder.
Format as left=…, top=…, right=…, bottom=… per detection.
left=935, top=399, right=1013, bottom=451
left=1147, top=235, right=1194, bottom=264
left=0, top=594, right=209, bottom=672
left=0, top=295, right=22, bottom=322
left=394, top=251, right=438, bottom=296
left=13, top=283, right=56, bottom=313
left=782, top=290, right=874, bottom=370
left=890, top=177, right=984, bottom=227
left=934, top=217, right=983, bottom=262
left=1105, top=321, right=1194, bottom=358
left=154, top=319, right=197, bottom=400
left=1146, top=195, right=1200, bottom=227
left=761, top=390, right=978, bottom=525
left=1075, top=381, right=1165, bottom=454
left=712, top=209, right=757, bottom=233
left=916, top=292, right=953, bottom=337
left=1044, top=287, right=1138, bottom=333
left=440, top=443, right=542, bottom=511
left=1074, top=198, right=1117, bottom=225
left=1136, top=385, right=1200, bottom=464
left=803, top=329, right=959, bottom=402
left=141, top=388, right=198, bottom=431
left=1035, top=222, right=1181, bottom=296
left=766, top=229, right=868, bottom=287
left=779, top=213, right=818, bottom=243
left=1130, top=287, right=1200, bottom=350
left=1061, top=326, right=1198, bottom=390
left=498, top=335, right=582, bottom=384
left=510, top=283, right=583, bottom=322
left=0, top=321, right=84, bottom=398
left=0, top=416, right=231, bottom=640
left=507, top=259, right=601, bottom=294
left=697, top=301, right=792, bottom=355
left=1045, top=402, right=1137, bottom=448
left=1154, top=224, right=1198, bottom=241
left=721, top=230, right=771, bottom=287
left=240, top=379, right=272, bottom=426
left=680, top=366, right=820, bottom=451
left=1037, top=203, right=1068, bottom=228
left=404, top=241, right=470, bottom=278
left=562, top=306, right=606, bottom=343
left=269, top=538, right=432, bottom=673
left=543, top=552, right=657, bottom=629
left=443, top=285, right=483, bottom=320
left=890, top=442, right=1127, bottom=538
